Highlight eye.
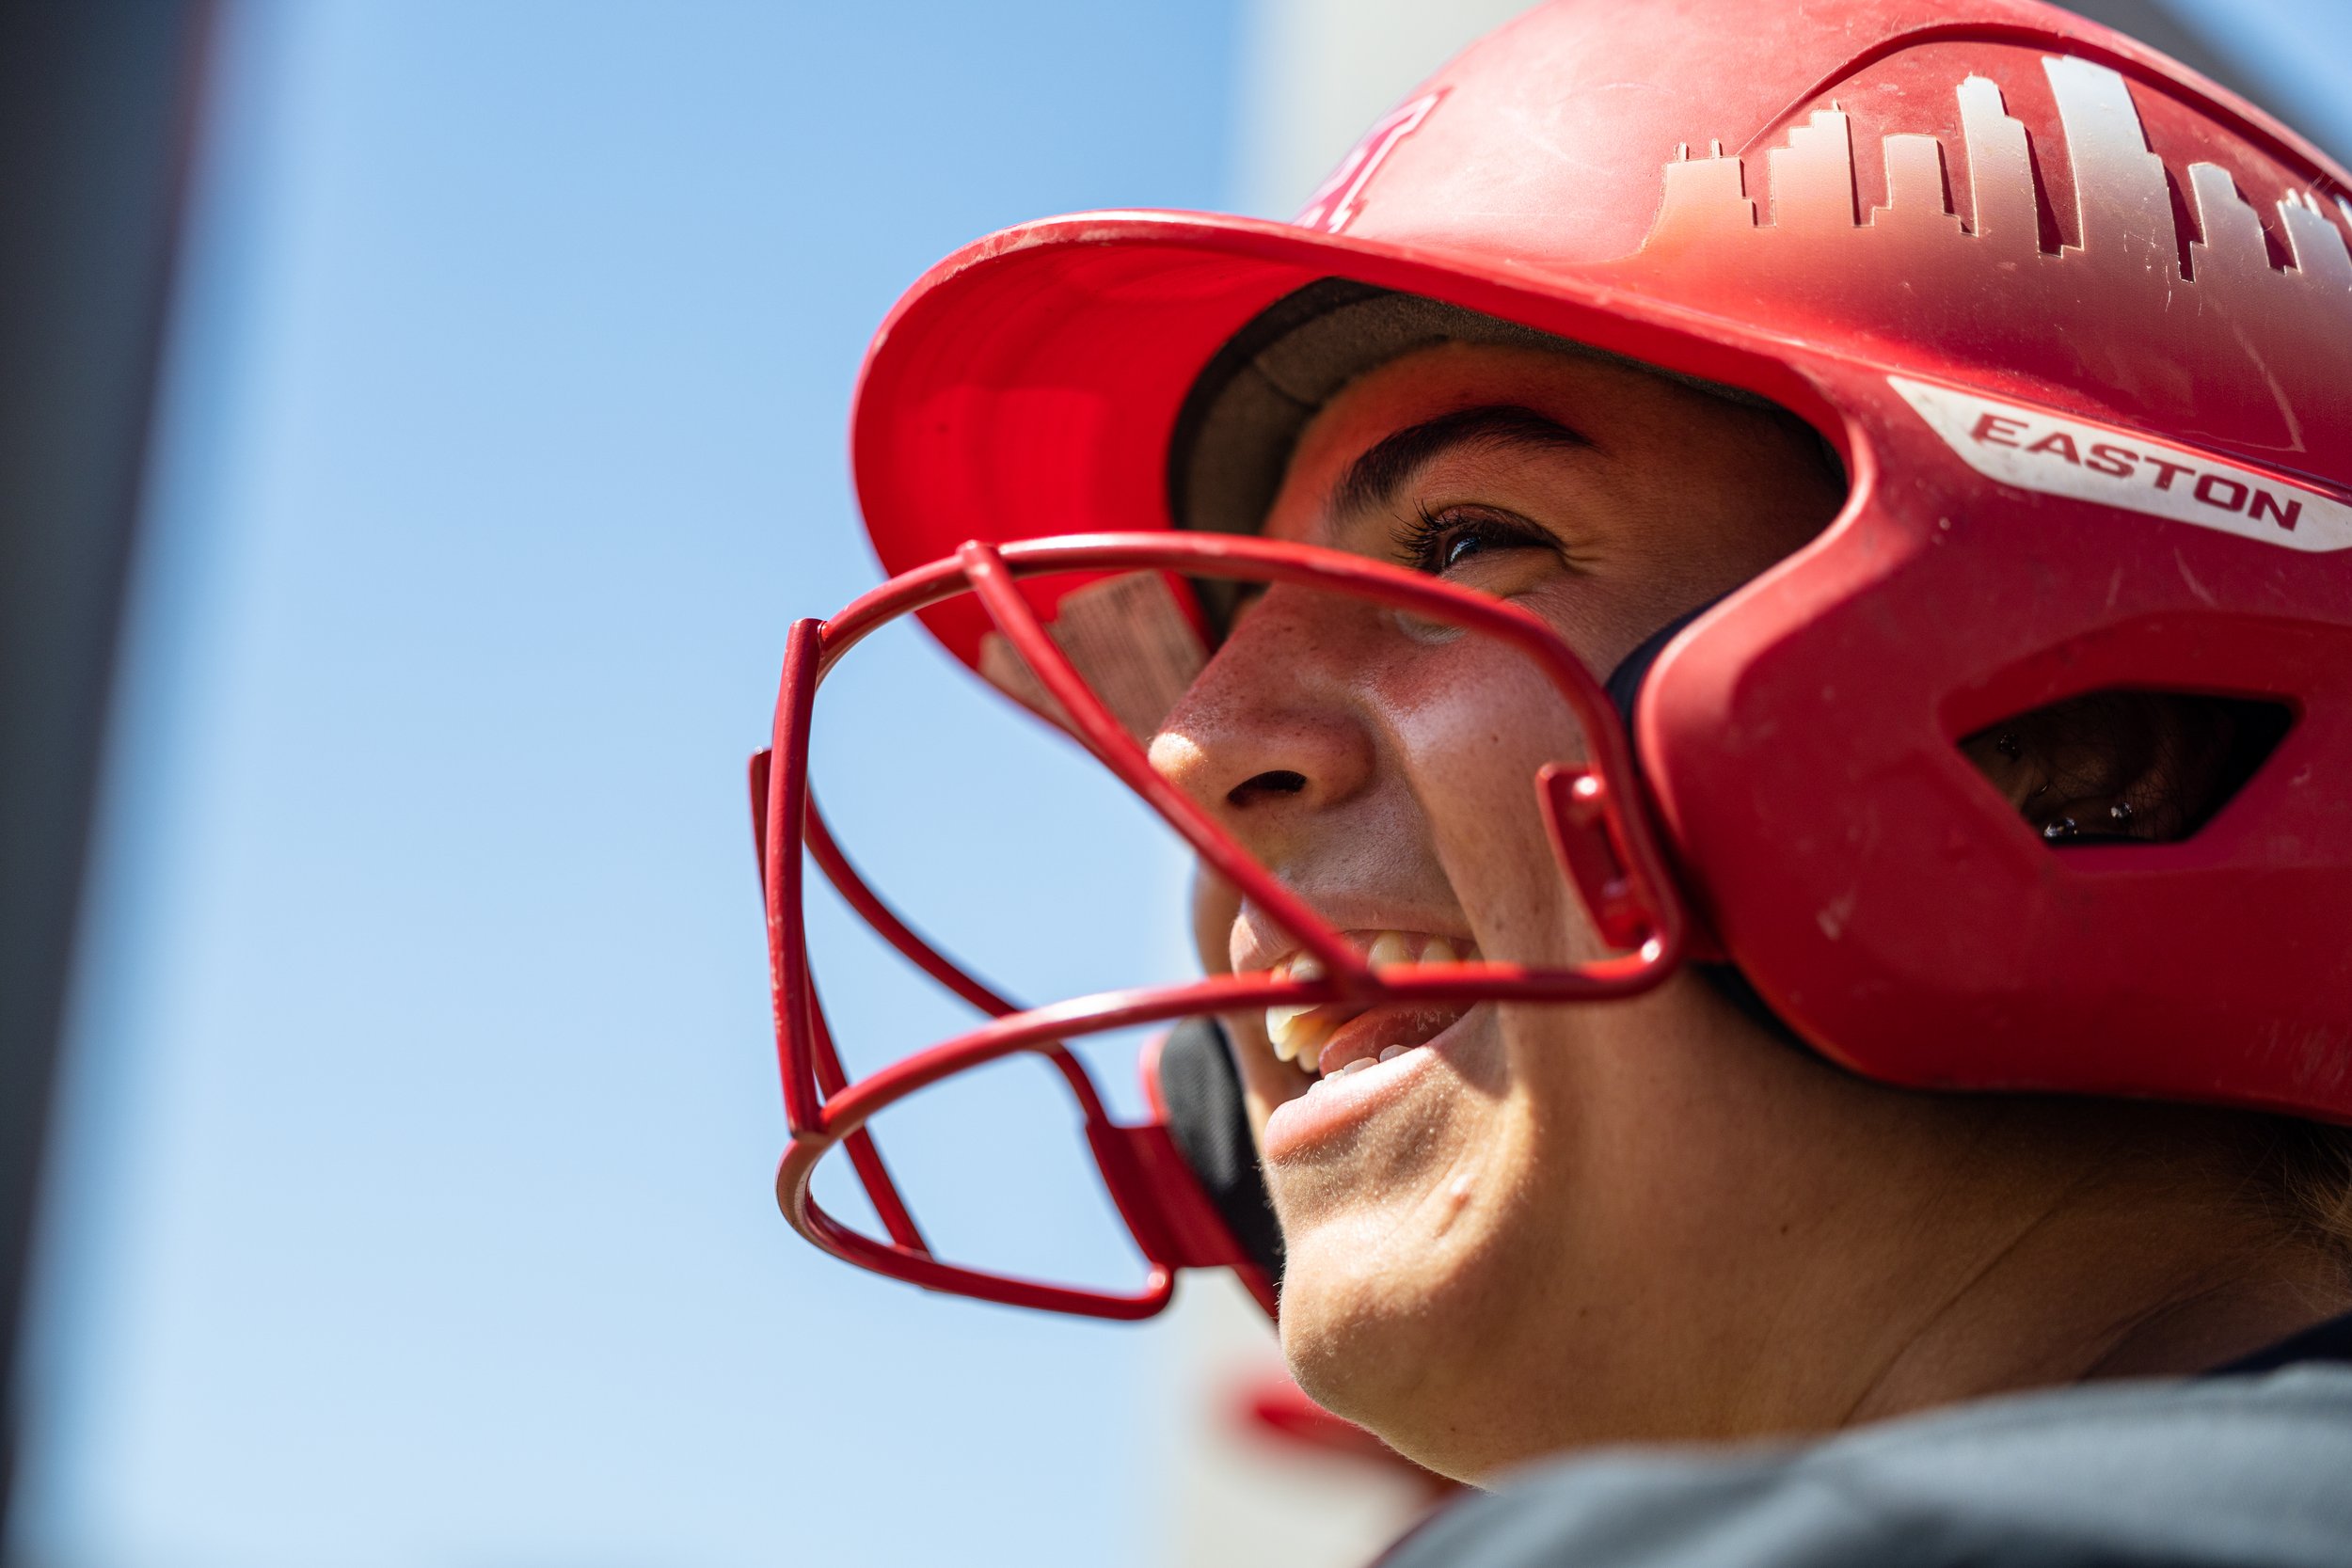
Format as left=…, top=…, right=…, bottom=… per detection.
left=1397, top=507, right=1549, bottom=576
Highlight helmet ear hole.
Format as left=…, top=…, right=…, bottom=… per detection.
left=1958, top=691, right=2294, bottom=845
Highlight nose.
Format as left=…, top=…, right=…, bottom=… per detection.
left=1148, top=585, right=1379, bottom=856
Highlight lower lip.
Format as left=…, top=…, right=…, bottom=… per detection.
left=1261, top=1019, right=1466, bottom=1163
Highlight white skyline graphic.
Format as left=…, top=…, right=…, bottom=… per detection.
left=1637, top=55, right=2352, bottom=467
left=1652, top=55, right=2352, bottom=288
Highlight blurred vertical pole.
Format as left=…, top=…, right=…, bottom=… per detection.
left=0, top=0, right=215, bottom=1540
left=2056, top=1, right=2347, bottom=164
left=1231, top=0, right=1534, bottom=218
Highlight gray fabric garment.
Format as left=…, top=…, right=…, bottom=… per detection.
left=1375, top=1366, right=2352, bottom=1567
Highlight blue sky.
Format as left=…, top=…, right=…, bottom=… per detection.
left=15, top=3, right=1235, bottom=1564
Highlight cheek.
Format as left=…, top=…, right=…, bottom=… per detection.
left=1190, top=865, right=1238, bottom=976
left=1381, top=638, right=1598, bottom=967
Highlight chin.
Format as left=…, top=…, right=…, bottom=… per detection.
left=1273, top=1192, right=1519, bottom=1481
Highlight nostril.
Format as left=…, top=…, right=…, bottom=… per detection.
left=1228, top=769, right=1308, bottom=807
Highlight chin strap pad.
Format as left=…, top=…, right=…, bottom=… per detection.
left=1152, top=1015, right=1285, bottom=1296
left=1604, top=599, right=1809, bottom=1048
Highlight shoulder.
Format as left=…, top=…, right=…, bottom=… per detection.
left=1377, top=1367, right=2352, bottom=1568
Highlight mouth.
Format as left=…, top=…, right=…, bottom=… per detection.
left=1260, top=928, right=1483, bottom=1080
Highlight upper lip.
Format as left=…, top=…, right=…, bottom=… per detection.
left=1229, top=894, right=1474, bottom=977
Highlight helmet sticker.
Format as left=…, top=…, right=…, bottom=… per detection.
left=1892, top=374, right=2352, bottom=553
left=1295, top=91, right=1443, bottom=233
left=1651, top=55, right=2352, bottom=279
left=1642, top=52, right=2352, bottom=498
left=1644, top=56, right=2352, bottom=455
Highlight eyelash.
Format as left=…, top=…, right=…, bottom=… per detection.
left=1395, top=506, right=1550, bottom=576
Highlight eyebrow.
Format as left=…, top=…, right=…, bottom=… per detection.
left=1327, top=404, right=1593, bottom=519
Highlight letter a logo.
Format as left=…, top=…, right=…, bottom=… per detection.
left=1295, top=92, right=1443, bottom=233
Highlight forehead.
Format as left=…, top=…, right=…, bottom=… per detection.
left=1264, top=340, right=1719, bottom=537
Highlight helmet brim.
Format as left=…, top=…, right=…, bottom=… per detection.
left=848, top=208, right=1843, bottom=670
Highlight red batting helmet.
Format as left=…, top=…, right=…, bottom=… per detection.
left=755, top=0, right=2352, bottom=1319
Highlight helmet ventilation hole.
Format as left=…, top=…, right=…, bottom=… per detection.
left=1959, top=690, right=2293, bottom=846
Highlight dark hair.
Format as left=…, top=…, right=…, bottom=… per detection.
left=2258, top=1117, right=2352, bottom=1284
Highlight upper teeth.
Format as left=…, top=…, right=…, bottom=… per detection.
left=1260, top=931, right=1478, bottom=1070
left=1264, top=955, right=1325, bottom=1065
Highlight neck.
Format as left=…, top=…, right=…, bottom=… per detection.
left=1843, top=1107, right=2348, bottom=1424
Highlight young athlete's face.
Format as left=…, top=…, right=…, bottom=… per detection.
left=1152, top=341, right=1849, bottom=1475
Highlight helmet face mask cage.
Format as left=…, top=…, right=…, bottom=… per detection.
left=755, top=532, right=1692, bottom=1319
